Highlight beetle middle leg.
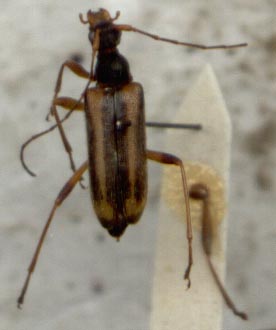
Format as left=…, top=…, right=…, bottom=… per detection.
left=20, top=61, right=89, bottom=179
left=47, top=60, right=91, bottom=181
left=17, top=160, right=88, bottom=308
left=146, top=149, right=193, bottom=287
left=52, top=96, right=86, bottom=185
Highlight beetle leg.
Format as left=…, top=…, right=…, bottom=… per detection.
left=52, top=96, right=85, bottom=187
left=17, top=161, right=88, bottom=309
left=54, top=97, right=85, bottom=111
left=146, top=149, right=193, bottom=288
left=52, top=104, right=87, bottom=188
left=21, top=62, right=89, bottom=177
left=20, top=66, right=88, bottom=180
left=47, top=61, right=90, bottom=185
left=55, top=60, right=90, bottom=88
left=189, top=184, right=248, bottom=320
left=47, top=60, right=90, bottom=120
left=20, top=107, right=78, bottom=178
left=52, top=97, right=86, bottom=188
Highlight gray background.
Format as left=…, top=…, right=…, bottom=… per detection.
left=0, top=1, right=275, bottom=329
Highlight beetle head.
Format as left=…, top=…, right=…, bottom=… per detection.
left=79, top=8, right=120, bottom=29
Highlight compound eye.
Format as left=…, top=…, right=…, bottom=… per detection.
left=88, top=31, right=94, bottom=43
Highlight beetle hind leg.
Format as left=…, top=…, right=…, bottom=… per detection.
left=147, top=149, right=193, bottom=287
left=17, top=161, right=88, bottom=308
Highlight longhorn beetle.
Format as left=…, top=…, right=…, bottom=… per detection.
left=18, top=8, right=247, bottom=319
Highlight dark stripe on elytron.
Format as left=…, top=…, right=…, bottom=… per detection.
left=113, top=90, right=130, bottom=219
left=114, top=90, right=131, bottom=198
left=101, top=90, right=117, bottom=206
left=92, top=87, right=129, bottom=224
left=85, top=92, right=103, bottom=202
left=134, top=88, right=147, bottom=204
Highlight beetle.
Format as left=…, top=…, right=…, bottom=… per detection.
left=18, top=8, right=247, bottom=310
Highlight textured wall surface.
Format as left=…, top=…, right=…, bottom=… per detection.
left=0, top=1, right=275, bottom=330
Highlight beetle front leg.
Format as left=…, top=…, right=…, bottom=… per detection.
left=147, top=149, right=193, bottom=287
left=17, top=161, right=88, bottom=308
left=47, top=60, right=90, bottom=120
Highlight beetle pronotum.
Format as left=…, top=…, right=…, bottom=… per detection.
left=18, top=8, right=247, bottom=319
